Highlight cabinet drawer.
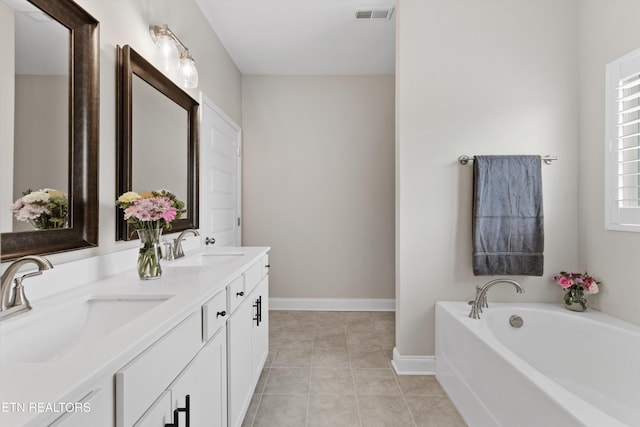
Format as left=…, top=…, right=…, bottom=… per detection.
left=261, top=254, right=270, bottom=277
left=244, top=261, right=263, bottom=293
left=115, top=312, right=201, bottom=427
left=228, top=275, right=245, bottom=313
left=202, top=289, right=227, bottom=341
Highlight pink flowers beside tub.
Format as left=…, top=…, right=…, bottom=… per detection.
left=552, top=271, right=601, bottom=294
left=552, top=271, right=603, bottom=312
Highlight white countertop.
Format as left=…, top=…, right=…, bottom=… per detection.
left=0, top=246, right=269, bottom=427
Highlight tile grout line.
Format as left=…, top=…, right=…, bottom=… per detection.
left=348, top=333, right=365, bottom=427
left=305, top=320, right=316, bottom=427
left=391, top=363, right=419, bottom=427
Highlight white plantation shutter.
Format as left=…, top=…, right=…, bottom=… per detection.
left=605, top=49, right=640, bottom=231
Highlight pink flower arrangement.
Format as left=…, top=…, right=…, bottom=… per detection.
left=116, top=190, right=185, bottom=230
left=552, top=271, right=601, bottom=295
left=551, top=271, right=603, bottom=311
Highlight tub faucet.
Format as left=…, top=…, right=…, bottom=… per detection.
left=173, top=229, right=200, bottom=259
left=0, top=255, right=53, bottom=319
left=469, top=278, right=524, bottom=319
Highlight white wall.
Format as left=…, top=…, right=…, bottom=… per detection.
left=396, top=0, right=580, bottom=356
left=0, top=0, right=242, bottom=266
left=242, top=75, right=395, bottom=300
left=578, top=0, right=640, bottom=326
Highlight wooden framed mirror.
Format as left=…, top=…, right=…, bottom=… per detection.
left=0, top=0, right=99, bottom=261
left=116, top=45, right=199, bottom=241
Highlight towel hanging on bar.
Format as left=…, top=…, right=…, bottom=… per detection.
left=472, top=155, right=544, bottom=276
left=459, top=154, right=557, bottom=165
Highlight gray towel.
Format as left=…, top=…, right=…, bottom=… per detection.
left=472, top=155, right=544, bottom=276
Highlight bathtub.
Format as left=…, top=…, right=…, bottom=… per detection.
left=435, top=301, right=640, bottom=427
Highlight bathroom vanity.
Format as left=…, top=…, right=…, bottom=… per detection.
left=0, top=246, right=270, bottom=427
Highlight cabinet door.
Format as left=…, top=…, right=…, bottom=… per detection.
left=133, top=391, right=172, bottom=427
left=170, top=328, right=227, bottom=427
left=250, top=276, right=269, bottom=385
left=116, top=313, right=201, bottom=427
left=227, top=297, right=253, bottom=427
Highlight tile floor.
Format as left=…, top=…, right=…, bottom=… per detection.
left=242, top=310, right=467, bottom=427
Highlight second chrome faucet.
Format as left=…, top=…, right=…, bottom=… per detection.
left=468, top=278, right=524, bottom=319
left=172, top=229, right=200, bottom=259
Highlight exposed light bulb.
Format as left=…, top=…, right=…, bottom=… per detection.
left=156, top=34, right=178, bottom=58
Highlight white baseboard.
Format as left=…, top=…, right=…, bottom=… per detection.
left=391, top=347, right=436, bottom=375
left=269, top=298, right=395, bottom=312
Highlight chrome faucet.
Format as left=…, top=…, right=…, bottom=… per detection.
left=173, top=229, right=200, bottom=259
left=0, top=255, right=53, bottom=319
left=468, top=278, right=524, bottom=319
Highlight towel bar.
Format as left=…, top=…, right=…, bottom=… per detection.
left=458, top=155, right=557, bottom=166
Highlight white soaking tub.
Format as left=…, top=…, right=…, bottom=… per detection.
left=435, top=301, right=640, bottom=427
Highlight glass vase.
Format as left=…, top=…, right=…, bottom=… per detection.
left=136, top=228, right=163, bottom=280
left=563, top=288, right=587, bottom=312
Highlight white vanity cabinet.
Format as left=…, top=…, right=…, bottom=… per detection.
left=178, top=327, right=227, bottom=427
left=115, top=250, right=269, bottom=427
left=115, top=312, right=202, bottom=426
left=227, top=255, right=270, bottom=427
left=133, top=327, right=227, bottom=427
left=10, top=248, right=271, bottom=427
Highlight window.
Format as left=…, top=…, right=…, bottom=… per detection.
left=605, top=49, right=640, bottom=231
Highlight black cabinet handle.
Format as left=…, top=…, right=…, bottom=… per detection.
left=236, top=291, right=244, bottom=297
left=184, top=395, right=190, bottom=427
left=253, top=299, right=259, bottom=325
left=253, top=295, right=263, bottom=326
left=165, top=395, right=190, bottom=427
left=216, top=310, right=226, bottom=318
left=205, top=236, right=216, bottom=246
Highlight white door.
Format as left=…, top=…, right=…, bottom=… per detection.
left=199, top=94, right=242, bottom=247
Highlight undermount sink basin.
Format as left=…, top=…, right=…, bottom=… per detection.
left=166, top=252, right=245, bottom=268
left=0, top=294, right=171, bottom=364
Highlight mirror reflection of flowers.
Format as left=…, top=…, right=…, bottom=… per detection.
left=10, top=188, right=69, bottom=230
left=115, top=190, right=185, bottom=230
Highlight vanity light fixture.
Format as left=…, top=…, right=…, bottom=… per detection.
left=149, top=24, right=199, bottom=89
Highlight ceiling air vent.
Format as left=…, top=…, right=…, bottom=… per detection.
left=355, top=8, right=395, bottom=21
